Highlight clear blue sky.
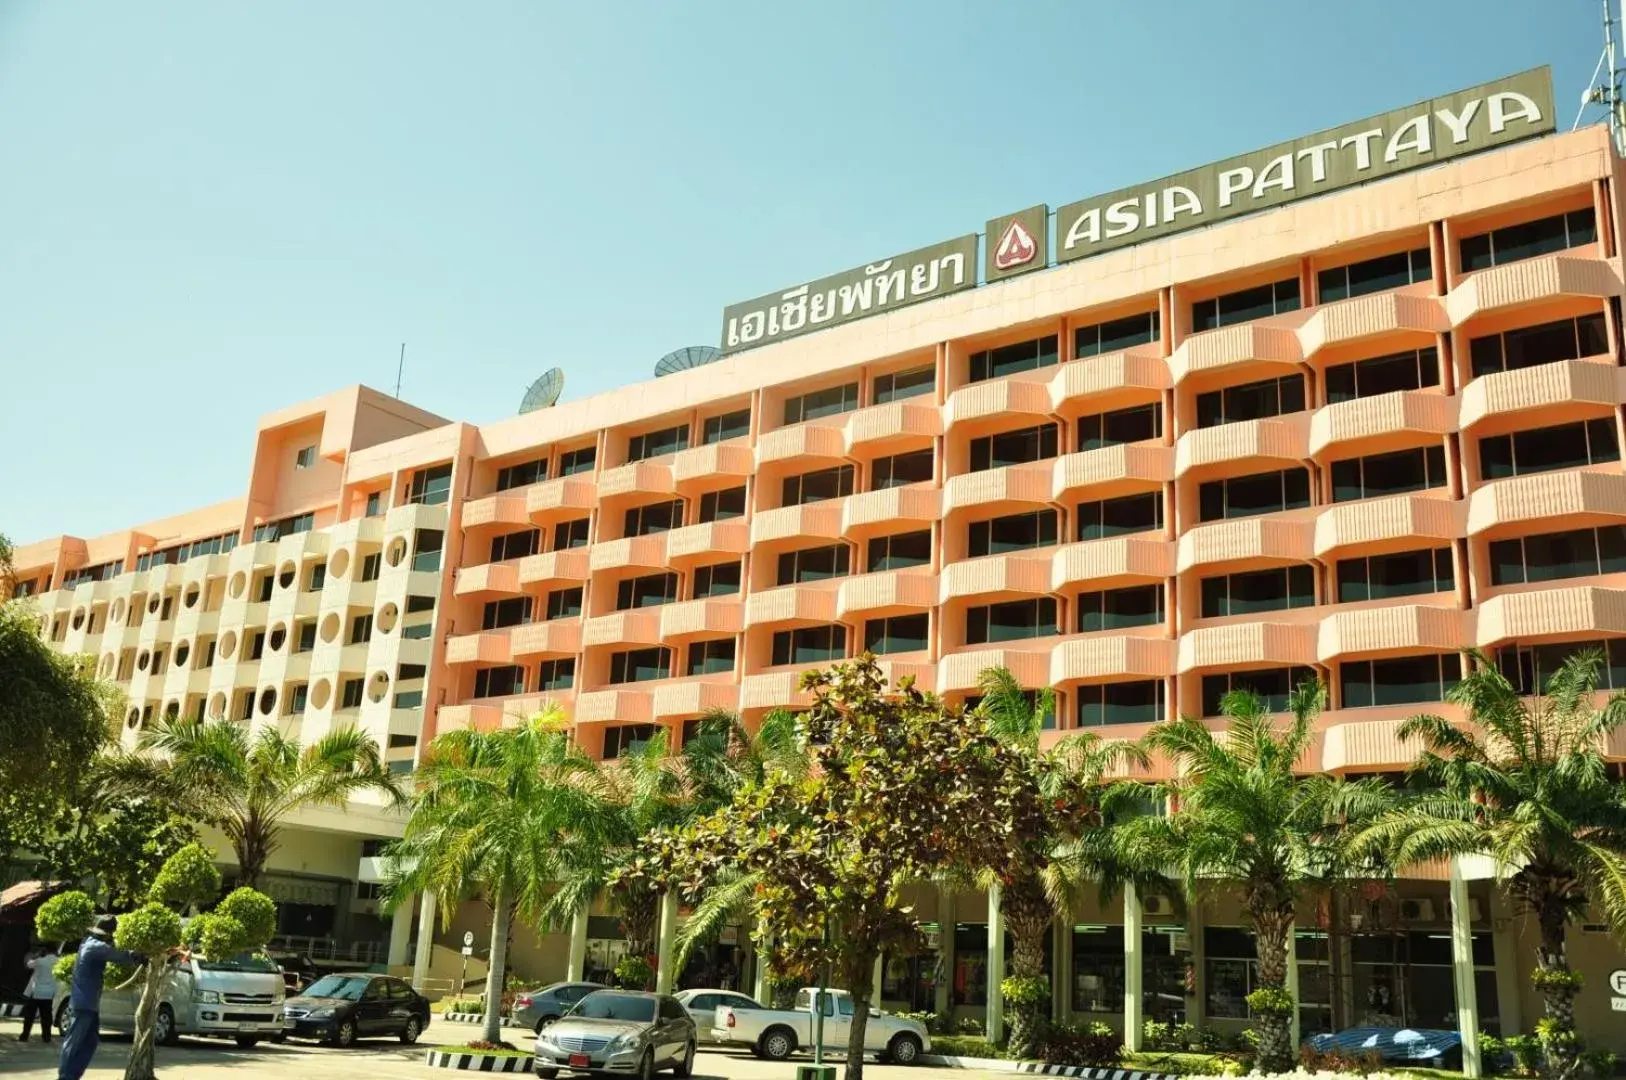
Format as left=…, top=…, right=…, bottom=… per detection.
left=0, top=1, right=1604, bottom=543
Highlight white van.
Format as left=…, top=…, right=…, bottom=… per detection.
left=56, top=951, right=287, bottom=1047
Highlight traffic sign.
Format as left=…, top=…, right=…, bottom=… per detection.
left=464, top=931, right=475, bottom=948
left=1610, top=969, right=1626, bottom=995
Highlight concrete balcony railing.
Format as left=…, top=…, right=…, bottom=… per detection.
left=1052, top=443, right=1172, bottom=501
left=525, top=477, right=598, bottom=519
left=1309, top=390, right=1455, bottom=458
left=517, top=549, right=592, bottom=588
left=1049, top=347, right=1169, bottom=412
left=939, top=551, right=1052, bottom=602
left=582, top=610, right=664, bottom=648
left=756, top=421, right=847, bottom=467
left=1466, top=470, right=1626, bottom=536
left=750, top=502, right=845, bottom=545
left=942, top=461, right=1052, bottom=514
left=1050, top=632, right=1176, bottom=684
left=1476, top=585, right=1626, bottom=646
left=444, top=631, right=513, bottom=666
left=659, top=598, right=744, bottom=641
left=740, top=667, right=817, bottom=711
left=597, top=461, right=676, bottom=500
left=653, top=679, right=740, bottom=720
left=664, top=521, right=751, bottom=564
left=1315, top=493, right=1462, bottom=559
left=1446, top=252, right=1621, bottom=325
left=1169, top=323, right=1301, bottom=384
left=1177, top=515, right=1315, bottom=573
left=842, top=486, right=940, bottom=536
left=844, top=401, right=942, bottom=453
left=836, top=569, right=937, bottom=618
left=453, top=561, right=523, bottom=597
left=944, top=377, right=1053, bottom=429
left=1317, top=603, right=1471, bottom=663
left=1051, top=535, right=1174, bottom=592
left=1321, top=715, right=1433, bottom=773
left=744, top=583, right=839, bottom=627
left=1458, top=358, right=1620, bottom=430
left=876, top=659, right=938, bottom=693
left=510, top=618, right=582, bottom=657
left=589, top=534, right=670, bottom=572
left=575, top=688, right=654, bottom=725
left=1176, top=620, right=1318, bottom=673
left=1297, top=291, right=1447, bottom=357
left=938, top=645, right=1051, bottom=693
left=671, top=443, right=754, bottom=488
left=1175, top=414, right=1310, bottom=477
left=460, top=493, right=531, bottom=530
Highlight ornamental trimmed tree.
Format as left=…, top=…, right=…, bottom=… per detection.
left=124, top=843, right=223, bottom=1080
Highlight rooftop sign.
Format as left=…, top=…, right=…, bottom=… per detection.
left=718, top=67, right=1554, bottom=355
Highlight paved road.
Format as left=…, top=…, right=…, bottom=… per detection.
left=0, top=1015, right=1004, bottom=1080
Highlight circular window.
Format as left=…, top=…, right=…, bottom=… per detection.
left=71, top=608, right=86, bottom=631
left=184, top=584, right=200, bottom=609
left=319, top=612, right=341, bottom=643
left=377, top=602, right=399, bottom=634
left=174, top=641, right=191, bottom=668
left=329, top=548, right=351, bottom=580
left=228, top=571, right=247, bottom=599
left=278, top=561, right=297, bottom=590
left=111, top=598, right=126, bottom=623
left=126, top=708, right=141, bottom=730
left=220, top=630, right=238, bottom=660
left=258, top=687, right=277, bottom=716
left=269, top=624, right=287, bottom=652
left=311, top=679, right=332, bottom=710
left=137, top=649, right=151, bottom=672
left=147, top=594, right=160, bottom=615
left=385, top=537, right=408, bottom=568
left=367, top=671, right=390, bottom=704
left=208, top=692, right=226, bottom=720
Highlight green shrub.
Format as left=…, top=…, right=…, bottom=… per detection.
left=613, top=955, right=653, bottom=991
left=1000, top=975, right=1050, bottom=1007
left=1244, top=986, right=1294, bottom=1017
left=930, top=1035, right=1003, bottom=1059
left=955, top=1015, right=985, bottom=1036
left=1531, top=968, right=1584, bottom=992
left=149, top=843, right=222, bottom=910
left=183, top=913, right=247, bottom=960
left=53, top=954, right=77, bottom=984
left=114, top=903, right=183, bottom=955
left=1581, top=1048, right=1618, bottom=1078
left=35, top=891, right=96, bottom=946
left=1041, top=1021, right=1121, bottom=1068
left=215, top=888, right=277, bottom=947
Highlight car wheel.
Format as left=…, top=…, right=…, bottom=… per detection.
left=332, top=1018, right=358, bottom=1048
left=535, top=1070, right=558, bottom=1079
left=400, top=1017, right=422, bottom=1045
left=57, top=1001, right=75, bottom=1034
left=759, top=1027, right=796, bottom=1061
left=672, top=1040, right=695, bottom=1078
left=156, top=1005, right=180, bottom=1046
left=533, top=1014, right=558, bottom=1035
left=886, top=1033, right=922, bottom=1065
left=637, top=1049, right=655, bottom=1080
left=270, top=1032, right=287, bottom=1044
left=235, top=1035, right=262, bottom=1049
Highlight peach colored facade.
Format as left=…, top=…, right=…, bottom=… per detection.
left=13, top=124, right=1626, bottom=1042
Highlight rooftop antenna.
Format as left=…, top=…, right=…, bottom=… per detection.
left=1577, top=0, right=1626, bottom=155
left=394, top=343, right=406, bottom=398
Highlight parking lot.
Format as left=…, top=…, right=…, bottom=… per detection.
left=0, top=1015, right=1006, bottom=1080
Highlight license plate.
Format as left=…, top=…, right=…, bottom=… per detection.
left=569, top=1054, right=590, bottom=1068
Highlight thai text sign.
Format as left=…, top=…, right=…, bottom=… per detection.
left=720, top=234, right=977, bottom=355
left=1056, top=67, right=1554, bottom=263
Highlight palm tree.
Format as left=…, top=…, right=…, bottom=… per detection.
left=139, top=717, right=405, bottom=888
left=385, top=706, right=598, bottom=1044
left=1117, top=682, right=1389, bottom=1073
left=1359, top=648, right=1626, bottom=1079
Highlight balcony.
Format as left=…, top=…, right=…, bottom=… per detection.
left=1315, top=493, right=1461, bottom=559
left=1446, top=253, right=1621, bottom=325
left=876, top=659, right=937, bottom=693
left=740, top=668, right=815, bottom=711
left=654, top=680, right=740, bottom=720
left=517, top=549, right=592, bottom=588
left=1169, top=324, right=1301, bottom=384
left=672, top=443, right=754, bottom=489
left=1176, top=621, right=1318, bottom=673
left=1298, top=292, right=1447, bottom=357
left=1321, top=716, right=1434, bottom=773
left=842, top=487, right=940, bottom=538
left=756, top=423, right=847, bottom=467
left=938, top=646, right=1050, bottom=693
left=944, top=378, right=1052, bottom=429
left=1476, top=585, right=1626, bottom=647
left=939, top=552, right=1051, bottom=603
left=659, top=598, right=744, bottom=641
left=664, top=521, right=750, bottom=565
left=942, top=462, right=1052, bottom=515
left=1310, top=391, right=1455, bottom=458
left=582, top=610, right=663, bottom=648
left=453, top=561, right=523, bottom=597
left=461, top=494, right=530, bottom=530
left=1466, top=470, right=1626, bottom=536
left=525, top=477, right=598, bottom=519
left=844, top=401, right=941, bottom=453
left=750, top=502, right=844, bottom=545
left=444, top=631, right=513, bottom=666
left=589, top=534, right=669, bottom=572
left=510, top=618, right=582, bottom=657
left=1050, top=539, right=1169, bottom=597
left=597, top=462, right=675, bottom=501
left=1317, top=603, right=1470, bottom=662
left=1048, top=347, right=1168, bottom=414
left=836, top=569, right=936, bottom=618
left=1174, top=414, right=1309, bottom=477
left=1177, top=515, right=1315, bottom=573
left=1052, top=444, right=1171, bottom=501
left=575, top=688, right=654, bottom=725
left=1458, top=359, right=1620, bottom=430
left=744, top=583, right=838, bottom=627
left=1051, top=633, right=1175, bottom=684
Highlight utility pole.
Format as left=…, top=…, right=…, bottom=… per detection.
left=1579, top=0, right=1626, bottom=155
left=395, top=343, right=406, bottom=399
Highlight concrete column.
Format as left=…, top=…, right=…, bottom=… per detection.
left=1124, top=882, right=1143, bottom=1051
left=1490, top=887, right=1523, bottom=1036
left=1450, top=860, right=1484, bottom=1079
left=753, top=920, right=772, bottom=1004
left=934, top=891, right=954, bottom=1020
left=654, top=893, right=679, bottom=994
left=1286, top=921, right=1301, bottom=1049
left=566, top=906, right=590, bottom=982
left=986, top=885, right=1005, bottom=1043
left=412, top=891, right=438, bottom=991
left=387, top=895, right=415, bottom=967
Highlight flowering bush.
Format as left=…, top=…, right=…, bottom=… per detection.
left=1041, top=1021, right=1120, bottom=1068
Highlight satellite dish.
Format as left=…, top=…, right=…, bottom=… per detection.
left=519, top=368, right=565, bottom=414
left=654, top=345, right=723, bottom=378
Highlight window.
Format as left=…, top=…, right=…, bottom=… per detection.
left=698, top=486, right=746, bottom=523
left=1077, top=403, right=1160, bottom=450
left=1330, top=446, right=1447, bottom=502
left=406, top=595, right=435, bottom=614
left=1076, top=585, right=1164, bottom=632
left=545, top=587, right=584, bottom=620
left=490, top=529, right=540, bottom=562
left=1469, top=313, right=1609, bottom=377
left=969, top=334, right=1059, bottom=383
left=1489, top=525, right=1626, bottom=586
left=964, top=688, right=1055, bottom=730
left=1341, top=653, right=1462, bottom=708
left=868, top=529, right=932, bottom=572
left=201, top=639, right=216, bottom=669
left=1198, top=468, right=1311, bottom=521
left=398, top=663, right=426, bottom=681
left=686, top=638, right=737, bottom=675
left=603, top=724, right=658, bottom=759
left=1077, top=492, right=1164, bottom=540
left=496, top=457, right=547, bottom=491
left=1496, top=639, right=1626, bottom=695
left=308, top=563, right=326, bottom=591
left=771, top=625, right=847, bottom=665
left=970, top=424, right=1059, bottom=471
left=967, top=598, right=1058, bottom=644
left=616, top=573, right=679, bottom=610
left=257, top=574, right=275, bottom=603
left=483, top=597, right=532, bottom=629
left=365, top=491, right=384, bottom=517
left=407, top=464, right=453, bottom=506
left=1200, top=666, right=1316, bottom=716
left=296, top=622, right=317, bottom=653
left=863, top=613, right=929, bottom=654
left=361, top=552, right=381, bottom=582
left=609, top=647, right=671, bottom=684
left=1074, top=311, right=1159, bottom=358
left=252, top=512, right=314, bottom=543
left=693, top=561, right=742, bottom=598
left=628, top=424, right=689, bottom=462
left=783, top=465, right=854, bottom=506
left=625, top=499, right=683, bottom=536
left=412, top=529, right=444, bottom=572
left=1077, top=680, right=1165, bottom=727
left=293, top=445, right=317, bottom=469
left=1336, top=548, right=1454, bottom=602
left=1459, top=208, right=1596, bottom=272
left=249, top=630, right=266, bottom=660
left=1200, top=565, right=1316, bottom=617
left=1192, top=277, right=1300, bottom=332
left=1479, top=419, right=1619, bottom=480
left=538, top=658, right=575, bottom=691
left=1325, top=347, right=1440, bottom=404
left=1317, top=247, right=1431, bottom=302
left=702, top=408, right=751, bottom=444
left=284, top=683, right=308, bottom=715
left=1196, top=375, right=1305, bottom=428
left=341, top=678, right=364, bottom=709
left=554, top=518, right=590, bottom=550
left=784, top=382, right=859, bottom=423
left=969, top=510, right=1058, bottom=556
left=871, top=449, right=934, bottom=490
left=777, top=544, right=851, bottom=585
left=873, top=365, right=935, bottom=404
left=557, top=445, right=596, bottom=477
left=474, top=665, right=526, bottom=698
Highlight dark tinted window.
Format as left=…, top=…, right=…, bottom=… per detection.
left=1196, top=375, right=1304, bottom=428
left=1341, top=653, right=1462, bottom=708
left=609, top=648, right=670, bottom=684
left=783, top=465, right=854, bottom=506
left=1076, top=585, right=1164, bottom=632
left=616, top=573, right=679, bottom=610
left=1075, top=311, right=1159, bottom=358
left=1077, top=680, right=1165, bottom=727
left=1336, top=548, right=1453, bottom=602
left=1198, top=469, right=1311, bottom=521
left=966, top=598, right=1058, bottom=644
left=968, top=510, right=1058, bottom=556
left=1191, top=278, right=1299, bottom=332
left=1324, top=348, right=1439, bottom=404
left=625, top=500, right=683, bottom=536
left=873, top=365, right=935, bottom=404
left=1077, top=403, right=1161, bottom=450
left=557, top=446, right=596, bottom=477
left=490, top=529, right=540, bottom=563
left=970, top=424, right=1059, bottom=471
left=777, top=544, right=850, bottom=585
left=1200, top=666, right=1315, bottom=716
left=482, top=597, right=531, bottom=630
left=699, top=486, right=746, bottom=523
left=868, top=530, right=932, bottom=572
left=702, top=409, right=751, bottom=445
left=554, top=518, right=590, bottom=550
left=1077, top=492, right=1163, bottom=540
left=1317, top=247, right=1431, bottom=302
left=1478, top=419, right=1618, bottom=480
left=496, top=458, right=547, bottom=492
left=693, top=562, right=741, bottom=598
left=771, top=625, right=846, bottom=665
left=686, top=638, right=736, bottom=676
left=1330, top=446, right=1447, bottom=502
left=969, top=334, right=1059, bottom=383
left=545, top=588, right=583, bottom=620
left=628, top=425, right=689, bottom=462
left=784, top=383, right=859, bottom=423
left=1459, top=208, right=1596, bottom=272
left=871, top=449, right=934, bottom=490
left=1469, top=314, right=1609, bottom=377
left=864, top=614, right=929, bottom=654
left=1200, top=565, right=1315, bottom=617
left=1489, top=525, right=1626, bottom=586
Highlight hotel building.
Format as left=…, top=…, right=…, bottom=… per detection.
left=11, top=72, right=1626, bottom=1053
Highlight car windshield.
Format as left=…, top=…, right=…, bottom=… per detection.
left=302, top=975, right=371, bottom=1000
left=568, top=992, right=655, bottom=1022
left=197, top=951, right=280, bottom=974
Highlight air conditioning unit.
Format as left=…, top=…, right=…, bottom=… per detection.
left=1399, top=898, right=1436, bottom=922
left=1142, top=895, right=1174, bottom=917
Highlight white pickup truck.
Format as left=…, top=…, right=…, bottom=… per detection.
left=713, top=987, right=929, bottom=1064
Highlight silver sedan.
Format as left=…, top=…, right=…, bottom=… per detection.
left=533, top=990, right=695, bottom=1080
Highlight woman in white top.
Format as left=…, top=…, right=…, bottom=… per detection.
left=20, top=944, right=60, bottom=1044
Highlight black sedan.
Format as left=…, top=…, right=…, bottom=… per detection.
left=281, top=972, right=430, bottom=1048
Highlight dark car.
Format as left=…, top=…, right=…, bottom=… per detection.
left=512, top=981, right=607, bottom=1033
left=281, top=972, right=429, bottom=1048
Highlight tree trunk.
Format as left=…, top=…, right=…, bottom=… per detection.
left=234, top=825, right=268, bottom=891
left=1001, top=874, right=1053, bottom=1059
left=616, top=885, right=658, bottom=961
left=482, top=885, right=512, bottom=1045
left=1535, top=912, right=1579, bottom=1080
left=124, top=960, right=167, bottom=1080
left=1251, top=905, right=1295, bottom=1074
left=839, top=948, right=877, bottom=1080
